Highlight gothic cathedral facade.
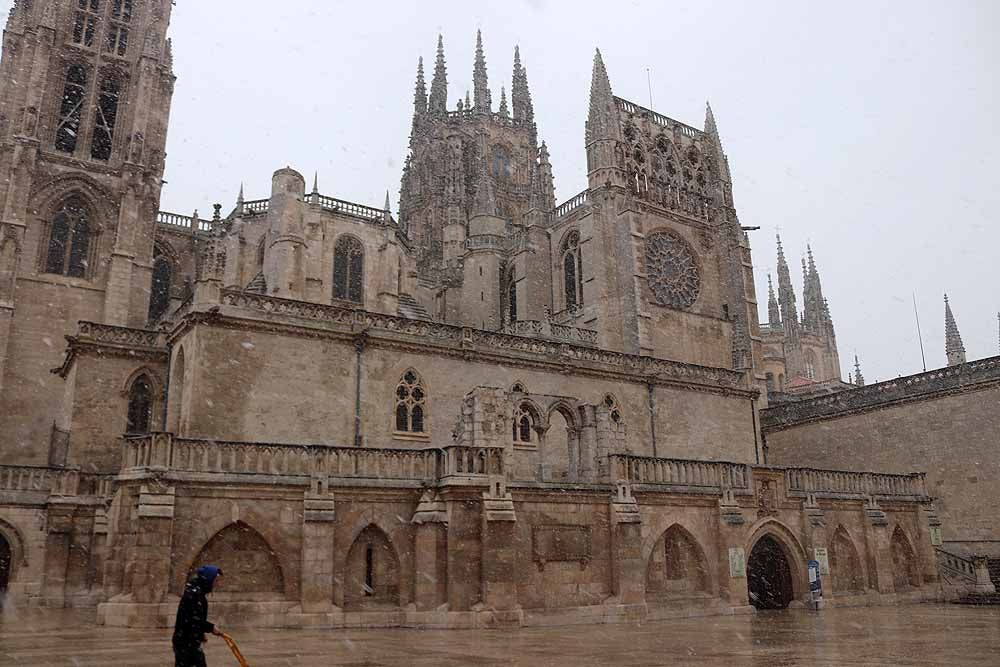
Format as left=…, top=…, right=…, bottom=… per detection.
left=0, top=3, right=942, bottom=626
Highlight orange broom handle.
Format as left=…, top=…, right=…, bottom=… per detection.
left=220, top=633, right=250, bottom=667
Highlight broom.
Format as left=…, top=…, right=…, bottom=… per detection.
left=220, top=633, right=250, bottom=667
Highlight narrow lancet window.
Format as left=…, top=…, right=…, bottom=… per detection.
left=56, top=65, right=88, bottom=154
left=91, top=75, right=121, bottom=161
left=333, top=236, right=364, bottom=303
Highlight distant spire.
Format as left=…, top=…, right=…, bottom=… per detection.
left=312, top=172, right=319, bottom=195
left=853, top=355, right=865, bottom=387
left=498, top=86, right=509, bottom=117
left=511, top=45, right=535, bottom=126
left=384, top=190, right=391, bottom=212
left=944, top=294, right=967, bottom=366
left=428, top=35, right=448, bottom=114
left=775, top=233, right=799, bottom=328
left=465, top=90, right=471, bottom=110
left=704, top=101, right=719, bottom=137
left=472, top=29, right=491, bottom=113
left=538, top=141, right=556, bottom=209
left=767, top=273, right=781, bottom=325
left=236, top=182, right=245, bottom=214
left=586, top=48, right=618, bottom=144
left=412, top=57, right=427, bottom=115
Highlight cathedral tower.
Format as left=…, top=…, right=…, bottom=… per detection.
left=398, top=33, right=551, bottom=284
left=0, top=0, right=175, bottom=463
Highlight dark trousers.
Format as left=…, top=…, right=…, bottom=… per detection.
left=173, top=643, right=207, bottom=667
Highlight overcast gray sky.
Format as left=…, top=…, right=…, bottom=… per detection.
left=8, top=1, right=997, bottom=382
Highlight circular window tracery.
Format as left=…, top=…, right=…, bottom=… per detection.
left=644, top=230, right=701, bottom=309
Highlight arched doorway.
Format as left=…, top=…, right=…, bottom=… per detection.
left=344, top=525, right=400, bottom=609
left=747, top=534, right=794, bottom=609
left=0, top=532, right=11, bottom=606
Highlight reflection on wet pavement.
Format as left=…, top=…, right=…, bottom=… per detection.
left=1, top=604, right=998, bottom=666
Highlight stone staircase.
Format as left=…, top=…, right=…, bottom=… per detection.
left=397, top=293, right=431, bottom=321
left=938, top=548, right=1000, bottom=605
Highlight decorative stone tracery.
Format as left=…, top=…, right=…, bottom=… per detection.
left=644, top=230, right=700, bottom=309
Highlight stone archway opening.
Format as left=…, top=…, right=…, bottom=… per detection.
left=747, top=534, right=795, bottom=610
left=0, top=532, right=10, bottom=606
left=344, top=525, right=400, bottom=610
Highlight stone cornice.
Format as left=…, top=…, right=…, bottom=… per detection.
left=169, top=290, right=755, bottom=399
left=761, top=356, right=1000, bottom=430
left=52, top=321, right=167, bottom=377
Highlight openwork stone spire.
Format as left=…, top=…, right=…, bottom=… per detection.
left=586, top=48, right=619, bottom=144
left=511, top=45, right=534, bottom=125
left=802, top=244, right=829, bottom=333
left=428, top=35, right=448, bottom=114
left=472, top=30, right=491, bottom=113
left=413, top=57, right=427, bottom=115
left=767, top=274, right=781, bottom=325
left=775, top=233, right=798, bottom=328
left=498, top=86, right=509, bottom=118
left=944, top=294, right=967, bottom=366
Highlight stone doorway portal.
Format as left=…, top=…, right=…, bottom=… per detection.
left=0, top=532, right=10, bottom=605
left=747, top=534, right=794, bottom=609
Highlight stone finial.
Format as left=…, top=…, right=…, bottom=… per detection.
left=311, top=172, right=319, bottom=195
left=498, top=86, right=509, bottom=118
left=854, top=354, right=865, bottom=386
left=775, top=232, right=799, bottom=328
left=428, top=34, right=448, bottom=114
left=944, top=294, right=967, bottom=366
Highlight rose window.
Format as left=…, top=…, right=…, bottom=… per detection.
left=644, top=231, right=701, bottom=309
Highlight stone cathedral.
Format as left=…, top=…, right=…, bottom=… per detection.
left=0, top=2, right=956, bottom=628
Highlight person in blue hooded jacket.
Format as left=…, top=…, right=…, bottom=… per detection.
left=172, top=565, right=224, bottom=667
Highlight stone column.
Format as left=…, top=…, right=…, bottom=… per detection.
left=300, top=485, right=336, bottom=614
left=128, top=483, right=176, bottom=605
left=861, top=497, right=894, bottom=594
left=801, top=494, right=831, bottom=600
left=970, top=556, right=997, bottom=594
left=478, top=476, right=520, bottom=626
left=715, top=489, right=752, bottom=610
left=608, top=482, right=644, bottom=607
left=577, top=405, right=598, bottom=482
left=914, top=503, right=941, bottom=585
left=41, top=502, right=75, bottom=607
left=411, top=490, right=448, bottom=611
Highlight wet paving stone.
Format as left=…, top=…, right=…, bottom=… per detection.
left=1, top=604, right=999, bottom=666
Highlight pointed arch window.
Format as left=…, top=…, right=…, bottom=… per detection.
left=561, top=231, right=583, bottom=311
left=44, top=198, right=92, bottom=278
left=502, top=266, right=517, bottom=325
left=106, top=0, right=133, bottom=56
left=333, top=236, right=364, bottom=303
left=91, top=74, right=122, bottom=161
left=394, top=370, right=426, bottom=434
left=55, top=65, right=88, bottom=154
left=126, top=375, right=153, bottom=434
left=148, top=246, right=172, bottom=322
left=512, top=403, right=535, bottom=445
left=72, top=0, right=101, bottom=48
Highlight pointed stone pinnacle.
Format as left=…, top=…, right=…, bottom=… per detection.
left=312, top=172, right=319, bottom=194
left=384, top=190, right=391, bottom=212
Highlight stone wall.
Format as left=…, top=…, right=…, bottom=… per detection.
left=762, top=357, right=1000, bottom=548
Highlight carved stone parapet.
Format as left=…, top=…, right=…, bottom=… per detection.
left=611, top=481, right=640, bottom=525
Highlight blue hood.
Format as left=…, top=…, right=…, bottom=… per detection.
left=196, top=565, right=222, bottom=591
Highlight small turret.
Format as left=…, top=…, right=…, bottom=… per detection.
left=498, top=86, right=509, bottom=118
left=853, top=355, right=865, bottom=387
left=264, top=167, right=307, bottom=300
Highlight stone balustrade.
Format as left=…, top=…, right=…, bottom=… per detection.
left=610, top=455, right=750, bottom=492
left=123, top=435, right=465, bottom=484
left=75, top=321, right=164, bottom=350
left=550, top=189, right=589, bottom=222
left=784, top=467, right=928, bottom=499
left=156, top=210, right=213, bottom=232
left=0, top=465, right=83, bottom=496
left=438, top=445, right=504, bottom=481
left=615, top=97, right=701, bottom=137
left=937, top=548, right=977, bottom=585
